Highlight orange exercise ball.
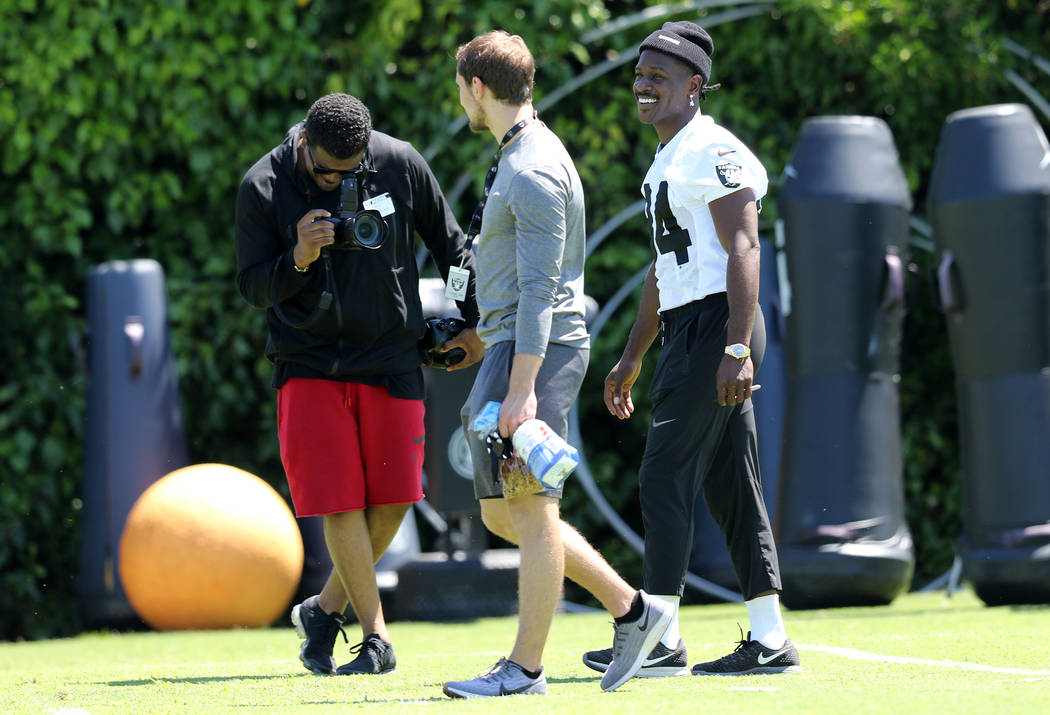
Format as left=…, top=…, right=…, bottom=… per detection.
left=118, top=463, right=303, bottom=630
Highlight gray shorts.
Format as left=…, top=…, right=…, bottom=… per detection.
left=460, top=340, right=589, bottom=500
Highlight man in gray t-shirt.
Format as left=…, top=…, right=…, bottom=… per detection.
left=440, top=31, right=673, bottom=700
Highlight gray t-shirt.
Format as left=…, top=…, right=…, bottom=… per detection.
left=473, top=121, right=589, bottom=356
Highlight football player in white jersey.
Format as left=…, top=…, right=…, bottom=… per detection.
left=583, top=20, right=801, bottom=678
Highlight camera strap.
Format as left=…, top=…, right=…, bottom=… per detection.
left=464, top=114, right=535, bottom=250
left=269, top=250, right=335, bottom=329
left=340, top=172, right=363, bottom=212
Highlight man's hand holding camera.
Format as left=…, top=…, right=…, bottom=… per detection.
left=440, top=327, right=485, bottom=371
left=293, top=208, right=336, bottom=270
left=419, top=318, right=484, bottom=372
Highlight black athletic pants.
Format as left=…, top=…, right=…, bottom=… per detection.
left=639, top=293, right=781, bottom=600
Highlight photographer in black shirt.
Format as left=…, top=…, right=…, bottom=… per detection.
left=236, top=93, right=481, bottom=675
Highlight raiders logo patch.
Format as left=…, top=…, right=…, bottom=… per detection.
left=716, top=162, right=742, bottom=188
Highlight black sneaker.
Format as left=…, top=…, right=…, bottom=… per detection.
left=290, top=595, right=348, bottom=675
left=582, top=638, right=689, bottom=677
left=335, top=634, right=397, bottom=675
left=691, top=630, right=801, bottom=676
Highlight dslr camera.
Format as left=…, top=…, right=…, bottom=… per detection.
left=314, top=174, right=387, bottom=250
left=420, top=316, right=467, bottom=368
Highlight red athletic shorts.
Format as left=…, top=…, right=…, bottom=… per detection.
left=276, top=378, right=425, bottom=516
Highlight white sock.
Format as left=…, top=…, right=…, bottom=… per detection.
left=652, top=594, right=681, bottom=648
left=745, top=593, right=787, bottom=649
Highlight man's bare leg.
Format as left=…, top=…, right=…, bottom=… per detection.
left=480, top=499, right=634, bottom=618
left=320, top=503, right=410, bottom=641
left=503, top=494, right=563, bottom=672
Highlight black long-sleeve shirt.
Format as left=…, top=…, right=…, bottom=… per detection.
left=236, top=123, right=478, bottom=397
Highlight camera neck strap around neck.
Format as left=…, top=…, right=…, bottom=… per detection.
left=465, top=114, right=536, bottom=248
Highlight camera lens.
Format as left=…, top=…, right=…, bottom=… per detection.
left=439, top=347, right=466, bottom=366
left=353, top=211, right=385, bottom=250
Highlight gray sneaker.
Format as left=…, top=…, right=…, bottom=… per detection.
left=583, top=637, right=688, bottom=677
left=443, top=658, right=547, bottom=698
left=600, top=591, right=674, bottom=691
left=290, top=595, right=347, bottom=675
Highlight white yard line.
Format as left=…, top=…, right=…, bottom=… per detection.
left=798, top=643, right=1050, bottom=677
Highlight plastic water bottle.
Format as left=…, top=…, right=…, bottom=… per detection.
left=470, top=400, right=503, bottom=436
left=511, top=418, right=579, bottom=489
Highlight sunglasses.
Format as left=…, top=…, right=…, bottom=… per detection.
left=306, top=143, right=358, bottom=178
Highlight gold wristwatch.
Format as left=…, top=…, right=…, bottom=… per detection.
left=724, top=343, right=751, bottom=359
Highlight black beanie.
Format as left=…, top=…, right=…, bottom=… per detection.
left=638, top=20, right=714, bottom=85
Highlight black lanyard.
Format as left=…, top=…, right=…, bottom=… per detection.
left=466, top=117, right=533, bottom=245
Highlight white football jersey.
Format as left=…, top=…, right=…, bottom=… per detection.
left=641, top=112, right=768, bottom=312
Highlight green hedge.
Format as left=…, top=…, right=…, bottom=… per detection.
left=1, top=0, right=1046, bottom=639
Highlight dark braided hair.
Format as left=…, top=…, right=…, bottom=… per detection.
left=304, top=93, right=371, bottom=159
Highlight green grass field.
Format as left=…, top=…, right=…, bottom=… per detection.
left=2, top=588, right=1047, bottom=713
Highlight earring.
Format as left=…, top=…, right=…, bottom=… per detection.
left=689, top=94, right=695, bottom=107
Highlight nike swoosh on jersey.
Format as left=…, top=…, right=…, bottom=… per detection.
left=756, top=648, right=788, bottom=665
left=717, top=148, right=737, bottom=156
left=652, top=418, right=676, bottom=428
